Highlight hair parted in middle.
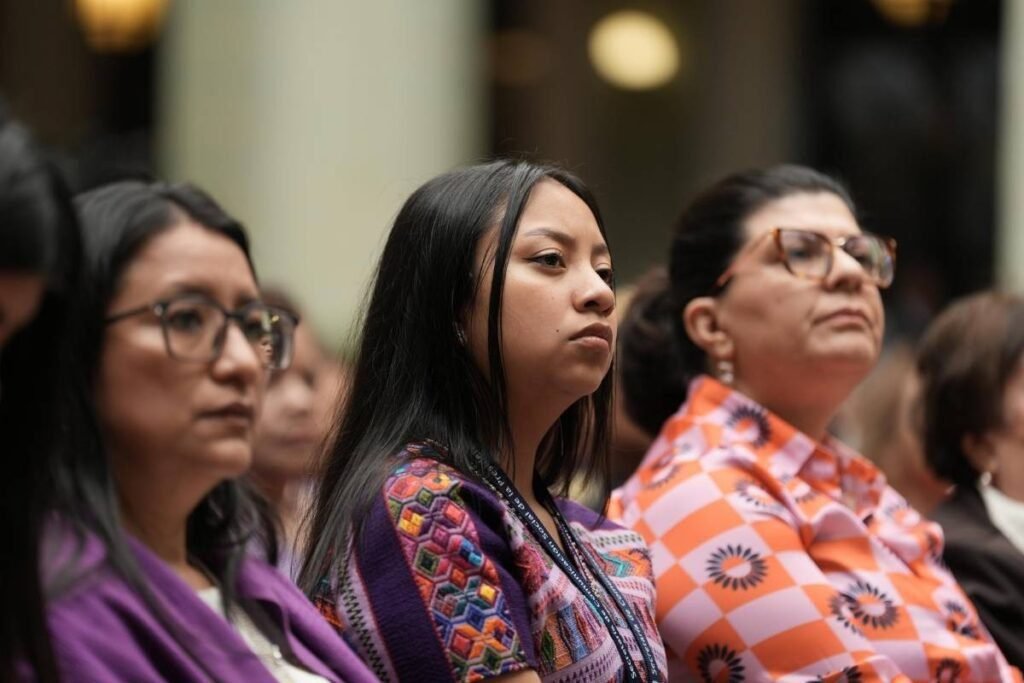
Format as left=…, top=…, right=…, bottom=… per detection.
left=299, top=158, right=614, bottom=593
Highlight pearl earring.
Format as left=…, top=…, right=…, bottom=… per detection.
left=979, top=466, right=996, bottom=488
left=716, top=359, right=735, bottom=385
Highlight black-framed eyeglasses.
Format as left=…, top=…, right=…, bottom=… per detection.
left=715, top=227, right=897, bottom=290
left=105, top=294, right=300, bottom=370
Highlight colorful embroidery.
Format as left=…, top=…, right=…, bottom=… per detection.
left=320, top=447, right=665, bottom=682
left=384, top=459, right=524, bottom=680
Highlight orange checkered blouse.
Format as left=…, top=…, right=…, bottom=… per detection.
left=609, top=375, right=1020, bottom=682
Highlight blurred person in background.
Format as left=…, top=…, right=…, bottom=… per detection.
left=252, top=286, right=333, bottom=569
left=845, top=344, right=949, bottom=516
left=43, top=180, right=375, bottom=682
left=300, top=159, right=666, bottom=682
left=917, top=291, right=1024, bottom=668
left=614, top=266, right=683, bottom=487
left=609, top=165, right=1018, bottom=681
left=0, top=106, right=79, bottom=683
left=567, top=273, right=662, bottom=510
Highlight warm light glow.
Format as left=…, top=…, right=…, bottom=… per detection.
left=75, top=0, right=170, bottom=52
left=871, top=0, right=953, bottom=27
left=588, top=11, right=680, bottom=91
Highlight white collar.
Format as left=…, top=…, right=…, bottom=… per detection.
left=979, top=483, right=1024, bottom=555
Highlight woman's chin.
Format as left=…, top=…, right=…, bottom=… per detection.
left=194, top=442, right=254, bottom=479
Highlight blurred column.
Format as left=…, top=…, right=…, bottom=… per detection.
left=158, top=0, right=485, bottom=342
left=998, top=0, right=1024, bottom=289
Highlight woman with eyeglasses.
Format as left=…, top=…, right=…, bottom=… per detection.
left=0, top=107, right=79, bottom=683
left=609, top=165, right=1019, bottom=681
left=299, top=159, right=666, bottom=682
left=42, top=180, right=375, bottom=682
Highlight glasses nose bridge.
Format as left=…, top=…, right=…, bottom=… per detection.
left=826, top=235, right=873, bottom=286
left=212, top=309, right=259, bottom=362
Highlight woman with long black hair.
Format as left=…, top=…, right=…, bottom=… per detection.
left=0, top=106, right=80, bottom=683
left=300, top=159, right=665, bottom=682
left=42, top=180, right=375, bottom=681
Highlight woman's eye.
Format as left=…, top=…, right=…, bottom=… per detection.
left=597, top=267, right=615, bottom=286
left=532, top=252, right=564, bottom=268
left=165, top=308, right=206, bottom=333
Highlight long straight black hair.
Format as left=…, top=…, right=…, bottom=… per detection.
left=298, top=159, right=615, bottom=593
left=0, top=106, right=80, bottom=683
left=48, top=181, right=278, bottom=675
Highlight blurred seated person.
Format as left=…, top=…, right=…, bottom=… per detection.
left=845, top=343, right=949, bottom=516
left=252, top=287, right=342, bottom=566
left=0, top=105, right=79, bottom=683
left=569, top=272, right=667, bottom=509
left=917, top=290, right=1024, bottom=668
left=613, top=267, right=678, bottom=488
left=609, top=165, right=1018, bottom=681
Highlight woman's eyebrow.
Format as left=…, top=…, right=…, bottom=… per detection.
left=520, top=227, right=609, bottom=256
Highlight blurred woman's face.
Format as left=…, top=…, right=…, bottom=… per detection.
left=94, top=220, right=266, bottom=495
left=716, top=192, right=884, bottom=392
left=466, top=179, right=617, bottom=412
left=253, top=322, right=324, bottom=480
left=983, top=357, right=1024, bottom=495
left=0, top=271, right=45, bottom=348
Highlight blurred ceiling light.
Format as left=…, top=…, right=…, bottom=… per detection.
left=588, top=10, right=680, bottom=91
left=75, top=0, right=170, bottom=53
left=870, top=0, right=954, bottom=27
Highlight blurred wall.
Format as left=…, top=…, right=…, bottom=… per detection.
left=1000, top=0, right=1024, bottom=289
left=158, top=0, right=486, bottom=347
left=491, top=0, right=799, bottom=284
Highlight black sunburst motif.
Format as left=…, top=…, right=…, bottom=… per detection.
left=838, top=580, right=899, bottom=630
left=808, top=665, right=863, bottom=683
left=706, top=544, right=768, bottom=590
left=734, top=479, right=784, bottom=512
left=943, top=601, right=981, bottom=639
left=726, top=404, right=772, bottom=448
left=645, top=463, right=681, bottom=490
left=829, top=592, right=864, bottom=636
left=696, top=643, right=745, bottom=683
left=793, top=486, right=819, bottom=504
left=935, top=658, right=963, bottom=683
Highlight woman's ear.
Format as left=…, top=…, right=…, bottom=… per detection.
left=683, top=296, right=734, bottom=361
left=961, top=432, right=997, bottom=476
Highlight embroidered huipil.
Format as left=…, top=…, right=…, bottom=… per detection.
left=609, top=376, right=1020, bottom=682
left=312, top=442, right=667, bottom=682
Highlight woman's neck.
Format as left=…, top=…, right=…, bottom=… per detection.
left=505, top=394, right=563, bottom=503
left=117, top=472, right=214, bottom=590
left=733, top=377, right=851, bottom=442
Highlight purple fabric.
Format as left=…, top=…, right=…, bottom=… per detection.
left=41, top=528, right=378, bottom=682
left=310, top=447, right=666, bottom=682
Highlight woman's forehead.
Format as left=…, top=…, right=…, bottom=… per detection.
left=743, top=192, right=860, bottom=241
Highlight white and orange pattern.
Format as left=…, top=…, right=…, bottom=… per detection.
left=610, top=376, right=1021, bottom=682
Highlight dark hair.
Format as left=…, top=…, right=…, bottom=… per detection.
left=298, top=159, right=613, bottom=592
left=0, top=107, right=80, bottom=683
left=620, top=164, right=856, bottom=433
left=51, top=180, right=277, bottom=673
left=916, top=291, right=1024, bottom=486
